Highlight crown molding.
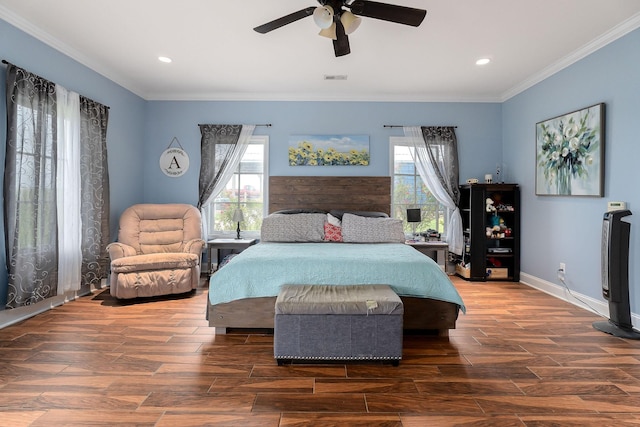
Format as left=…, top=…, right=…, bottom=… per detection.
left=501, top=12, right=640, bottom=102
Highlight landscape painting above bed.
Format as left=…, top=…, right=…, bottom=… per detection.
left=288, top=135, right=370, bottom=166
left=206, top=176, right=464, bottom=335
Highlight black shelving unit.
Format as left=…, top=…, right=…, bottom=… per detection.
left=456, top=183, right=520, bottom=282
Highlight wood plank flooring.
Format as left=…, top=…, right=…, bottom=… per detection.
left=1, top=276, right=639, bottom=426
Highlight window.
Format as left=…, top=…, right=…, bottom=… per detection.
left=206, top=136, right=268, bottom=238
left=6, top=64, right=111, bottom=308
left=14, top=104, right=57, bottom=248
left=390, top=137, right=447, bottom=235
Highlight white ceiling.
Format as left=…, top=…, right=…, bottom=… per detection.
left=2, top=0, right=640, bottom=102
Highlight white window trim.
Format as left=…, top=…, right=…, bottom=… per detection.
left=389, top=136, right=447, bottom=235
left=206, top=135, right=269, bottom=240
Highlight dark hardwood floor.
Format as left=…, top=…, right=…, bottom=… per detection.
left=1, top=275, right=640, bottom=426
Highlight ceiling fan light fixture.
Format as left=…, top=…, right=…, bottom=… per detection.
left=313, top=5, right=334, bottom=29
left=318, top=22, right=337, bottom=40
left=340, top=11, right=362, bottom=35
left=253, top=1, right=428, bottom=56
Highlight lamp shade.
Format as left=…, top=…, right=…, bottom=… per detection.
left=232, top=209, right=244, bottom=222
left=313, top=5, right=334, bottom=29
left=407, top=208, right=421, bottom=223
left=340, top=11, right=362, bottom=35
left=318, top=22, right=337, bottom=40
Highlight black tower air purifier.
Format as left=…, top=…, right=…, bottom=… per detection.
left=593, top=209, right=640, bottom=339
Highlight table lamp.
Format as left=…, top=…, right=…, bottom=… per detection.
left=406, top=208, right=421, bottom=239
left=232, top=208, right=244, bottom=239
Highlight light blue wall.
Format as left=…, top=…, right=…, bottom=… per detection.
left=0, top=19, right=147, bottom=306
left=2, top=14, right=639, bottom=323
left=143, top=101, right=503, bottom=203
left=503, top=27, right=640, bottom=317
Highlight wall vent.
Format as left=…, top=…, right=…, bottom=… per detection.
left=324, top=74, right=348, bottom=81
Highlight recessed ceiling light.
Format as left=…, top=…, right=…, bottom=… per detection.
left=476, top=58, right=491, bottom=66
left=158, top=56, right=172, bottom=63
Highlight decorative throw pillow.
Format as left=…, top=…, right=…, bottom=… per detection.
left=326, top=213, right=342, bottom=227
left=341, top=213, right=405, bottom=243
left=324, top=222, right=343, bottom=242
left=260, top=213, right=326, bottom=242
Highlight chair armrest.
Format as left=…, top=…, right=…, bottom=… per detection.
left=106, top=242, right=136, bottom=261
left=184, top=239, right=205, bottom=256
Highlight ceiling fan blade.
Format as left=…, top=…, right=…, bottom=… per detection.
left=333, top=20, right=350, bottom=57
left=348, top=0, right=427, bottom=27
left=253, top=6, right=316, bottom=34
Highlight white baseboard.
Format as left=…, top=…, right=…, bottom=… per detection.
left=3, top=275, right=637, bottom=331
left=520, top=272, right=639, bottom=329
left=0, top=295, right=67, bottom=329
left=0, top=279, right=107, bottom=330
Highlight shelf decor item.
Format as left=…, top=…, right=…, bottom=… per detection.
left=535, top=103, right=605, bottom=197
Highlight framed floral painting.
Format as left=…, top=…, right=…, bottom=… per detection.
left=536, top=103, right=605, bottom=196
left=288, top=134, right=370, bottom=166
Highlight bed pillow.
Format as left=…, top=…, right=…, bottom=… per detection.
left=326, top=213, right=342, bottom=227
left=341, top=213, right=405, bottom=243
left=261, top=213, right=326, bottom=242
left=271, top=209, right=327, bottom=215
left=323, top=213, right=343, bottom=242
left=324, top=222, right=343, bottom=242
left=329, top=210, right=389, bottom=220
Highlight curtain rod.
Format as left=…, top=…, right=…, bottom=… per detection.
left=384, top=125, right=457, bottom=128
left=2, top=59, right=110, bottom=109
left=198, top=123, right=272, bottom=127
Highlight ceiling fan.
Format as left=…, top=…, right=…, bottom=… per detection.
left=253, top=0, right=427, bottom=57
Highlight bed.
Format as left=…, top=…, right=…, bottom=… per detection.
left=206, top=176, right=465, bottom=335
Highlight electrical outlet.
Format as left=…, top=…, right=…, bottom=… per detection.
left=560, top=263, right=566, bottom=273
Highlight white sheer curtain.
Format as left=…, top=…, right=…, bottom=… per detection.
left=404, top=126, right=463, bottom=255
left=202, top=124, right=255, bottom=207
left=56, top=85, right=82, bottom=294
left=200, top=124, right=255, bottom=237
left=5, top=63, right=109, bottom=308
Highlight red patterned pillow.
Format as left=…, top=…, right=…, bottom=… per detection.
left=324, top=222, right=343, bottom=242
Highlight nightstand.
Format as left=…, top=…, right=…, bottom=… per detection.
left=207, top=238, right=257, bottom=274
left=406, top=240, right=448, bottom=272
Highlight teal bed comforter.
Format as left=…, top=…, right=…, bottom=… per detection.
left=208, top=242, right=465, bottom=312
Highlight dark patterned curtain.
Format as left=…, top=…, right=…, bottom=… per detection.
left=4, top=63, right=110, bottom=308
left=198, top=125, right=255, bottom=239
left=420, top=126, right=463, bottom=255
left=79, top=96, right=110, bottom=288
left=197, top=124, right=243, bottom=209
left=403, top=126, right=463, bottom=255
left=198, top=124, right=255, bottom=238
left=421, top=126, right=460, bottom=205
left=4, top=65, right=59, bottom=307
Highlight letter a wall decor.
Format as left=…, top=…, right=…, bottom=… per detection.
left=160, top=137, right=190, bottom=177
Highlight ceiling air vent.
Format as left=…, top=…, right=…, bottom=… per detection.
left=324, top=74, right=348, bottom=81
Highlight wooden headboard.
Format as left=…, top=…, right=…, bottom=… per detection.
left=269, top=176, right=391, bottom=215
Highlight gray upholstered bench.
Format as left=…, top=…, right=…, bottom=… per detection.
left=274, top=284, right=403, bottom=365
